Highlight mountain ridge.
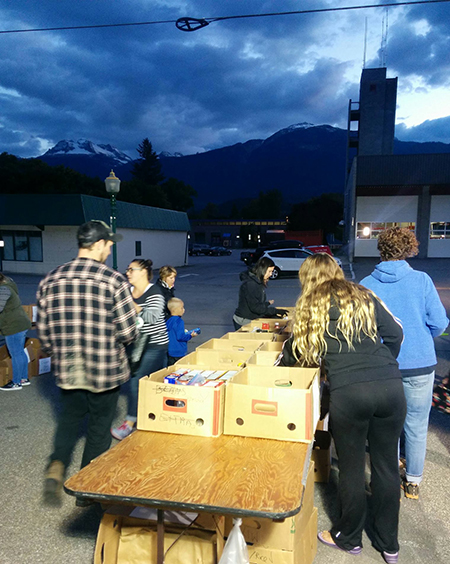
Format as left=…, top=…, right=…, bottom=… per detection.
left=34, top=125, right=450, bottom=209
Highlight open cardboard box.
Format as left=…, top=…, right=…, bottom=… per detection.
left=94, top=512, right=216, bottom=564
left=221, top=331, right=275, bottom=342
left=197, top=338, right=266, bottom=353
left=137, top=366, right=234, bottom=437
left=224, top=365, right=320, bottom=443
left=247, top=350, right=281, bottom=366
left=247, top=507, right=318, bottom=564
left=177, top=349, right=252, bottom=369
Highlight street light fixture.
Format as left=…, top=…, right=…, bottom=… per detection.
left=104, top=169, right=121, bottom=270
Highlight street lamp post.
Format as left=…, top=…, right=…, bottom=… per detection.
left=104, top=170, right=121, bottom=270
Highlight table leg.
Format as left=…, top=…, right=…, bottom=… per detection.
left=157, top=509, right=164, bottom=564
left=215, top=515, right=225, bottom=561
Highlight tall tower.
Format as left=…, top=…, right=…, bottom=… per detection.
left=348, top=67, right=398, bottom=159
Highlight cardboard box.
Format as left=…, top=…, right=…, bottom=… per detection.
left=221, top=331, right=275, bottom=342
left=25, top=338, right=51, bottom=375
left=247, top=318, right=292, bottom=333
left=311, top=430, right=332, bottom=483
left=137, top=367, right=228, bottom=437
left=94, top=513, right=216, bottom=564
left=22, top=304, right=37, bottom=325
left=247, top=507, right=318, bottom=564
left=247, top=350, right=281, bottom=366
left=259, top=341, right=285, bottom=352
left=316, top=413, right=329, bottom=432
left=225, top=461, right=315, bottom=551
left=0, top=345, right=12, bottom=385
left=224, top=365, right=320, bottom=443
left=197, top=339, right=266, bottom=353
left=177, top=349, right=251, bottom=369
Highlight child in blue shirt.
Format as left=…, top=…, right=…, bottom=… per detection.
left=166, top=298, right=198, bottom=365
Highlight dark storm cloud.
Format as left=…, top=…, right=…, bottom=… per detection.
left=0, top=0, right=449, bottom=158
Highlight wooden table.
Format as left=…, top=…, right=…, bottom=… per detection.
left=65, top=430, right=311, bottom=563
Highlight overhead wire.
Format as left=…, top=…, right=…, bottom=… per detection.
left=0, top=0, right=449, bottom=34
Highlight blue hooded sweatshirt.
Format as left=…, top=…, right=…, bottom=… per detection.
left=360, top=261, right=448, bottom=374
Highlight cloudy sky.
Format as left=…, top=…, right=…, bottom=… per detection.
left=1, top=0, right=450, bottom=159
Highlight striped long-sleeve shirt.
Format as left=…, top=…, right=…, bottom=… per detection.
left=135, top=283, right=169, bottom=348
left=36, top=257, right=137, bottom=392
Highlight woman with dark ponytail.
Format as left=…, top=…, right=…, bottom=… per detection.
left=111, top=258, right=168, bottom=440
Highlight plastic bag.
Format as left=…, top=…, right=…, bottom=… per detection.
left=218, top=518, right=249, bottom=564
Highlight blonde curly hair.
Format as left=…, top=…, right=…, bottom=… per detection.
left=377, top=227, right=419, bottom=261
left=292, top=253, right=378, bottom=366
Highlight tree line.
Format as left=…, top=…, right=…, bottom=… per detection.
left=0, top=138, right=197, bottom=212
left=0, top=137, right=343, bottom=237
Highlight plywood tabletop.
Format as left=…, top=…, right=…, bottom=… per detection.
left=64, top=431, right=309, bottom=519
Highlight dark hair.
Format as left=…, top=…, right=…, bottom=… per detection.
left=251, top=257, right=275, bottom=284
left=130, top=258, right=153, bottom=281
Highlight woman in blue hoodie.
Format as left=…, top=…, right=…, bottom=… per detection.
left=361, top=227, right=448, bottom=500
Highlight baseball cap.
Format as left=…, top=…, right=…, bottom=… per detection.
left=77, top=220, right=123, bottom=246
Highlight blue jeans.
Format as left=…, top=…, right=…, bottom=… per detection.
left=5, top=330, right=28, bottom=384
left=126, top=347, right=168, bottom=421
left=401, top=371, right=435, bottom=484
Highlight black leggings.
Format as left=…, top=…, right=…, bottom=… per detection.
left=329, top=378, right=406, bottom=553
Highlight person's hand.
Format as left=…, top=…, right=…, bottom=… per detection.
left=269, top=299, right=274, bottom=305
left=191, top=332, right=198, bottom=337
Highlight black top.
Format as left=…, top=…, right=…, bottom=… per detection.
left=278, top=297, right=403, bottom=391
left=156, top=279, right=175, bottom=320
left=234, top=271, right=277, bottom=320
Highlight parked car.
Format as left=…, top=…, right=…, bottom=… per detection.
left=261, top=248, right=342, bottom=279
left=240, top=240, right=305, bottom=266
left=189, top=244, right=211, bottom=256
left=208, top=246, right=232, bottom=256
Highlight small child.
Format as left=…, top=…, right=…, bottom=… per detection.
left=166, top=298, right=198, bottom=365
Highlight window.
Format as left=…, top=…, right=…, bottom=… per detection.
left=135, top=241, right=142, bottom=256
left=0, top=230, right=43, bottom=262
left=356, top=222, right=415, bottom=240
left=268, top=250, right=296, bottom=258
left=430, top=222, right=450, bottom=239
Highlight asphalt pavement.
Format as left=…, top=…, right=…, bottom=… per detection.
left=0, top=253, right=449, bottom=563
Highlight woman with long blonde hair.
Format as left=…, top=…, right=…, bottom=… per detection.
left=278, top=254, right=406, bottom=564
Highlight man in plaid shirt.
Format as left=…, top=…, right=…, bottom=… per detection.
left=37, top=220, right=137, bottom=506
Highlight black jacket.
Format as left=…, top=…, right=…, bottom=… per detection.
left=234, top=270, right=277, bottom=320
left=278, top=296, right=403, bottom=391
left=156, top=279, right=175, bottom=320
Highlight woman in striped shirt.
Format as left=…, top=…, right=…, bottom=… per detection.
left=111, top=258, right=169, bottom=440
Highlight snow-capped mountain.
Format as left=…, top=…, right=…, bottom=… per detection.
left=38, top=139, right=133, bottom=179
left=44, top=139, right=132, bottom=163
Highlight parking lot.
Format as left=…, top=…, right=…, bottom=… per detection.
left=0, top=253, right=449, bottom=563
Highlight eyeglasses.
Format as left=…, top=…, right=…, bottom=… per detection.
left=126, top=267, right=143, bottom=273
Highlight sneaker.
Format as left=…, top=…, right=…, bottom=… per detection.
left=0, top=381, right=22, bottom=391
left=111, top=422, right=134, bottom=441
left=403, top=481, right=419, bottom=500
left=383, top=551, right=399, bottom=564
left=21, top=378, right=31, bottom=386
left=317, top=531, right=362, bottom=555
left=43, top=460, right=65, bottom=506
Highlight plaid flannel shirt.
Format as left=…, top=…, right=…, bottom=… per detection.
left=36, top=257, right=137, bottom=392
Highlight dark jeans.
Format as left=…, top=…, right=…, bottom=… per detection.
left=50, top=386, right=120, bottom=470
left=168, top=355, right=183, bottom=366
left=127, top=347, right=168, bottom=420
left=329, top=378, right=406, bottom=553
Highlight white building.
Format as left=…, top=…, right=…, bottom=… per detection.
left=0, top=194, right=191, bottom=274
